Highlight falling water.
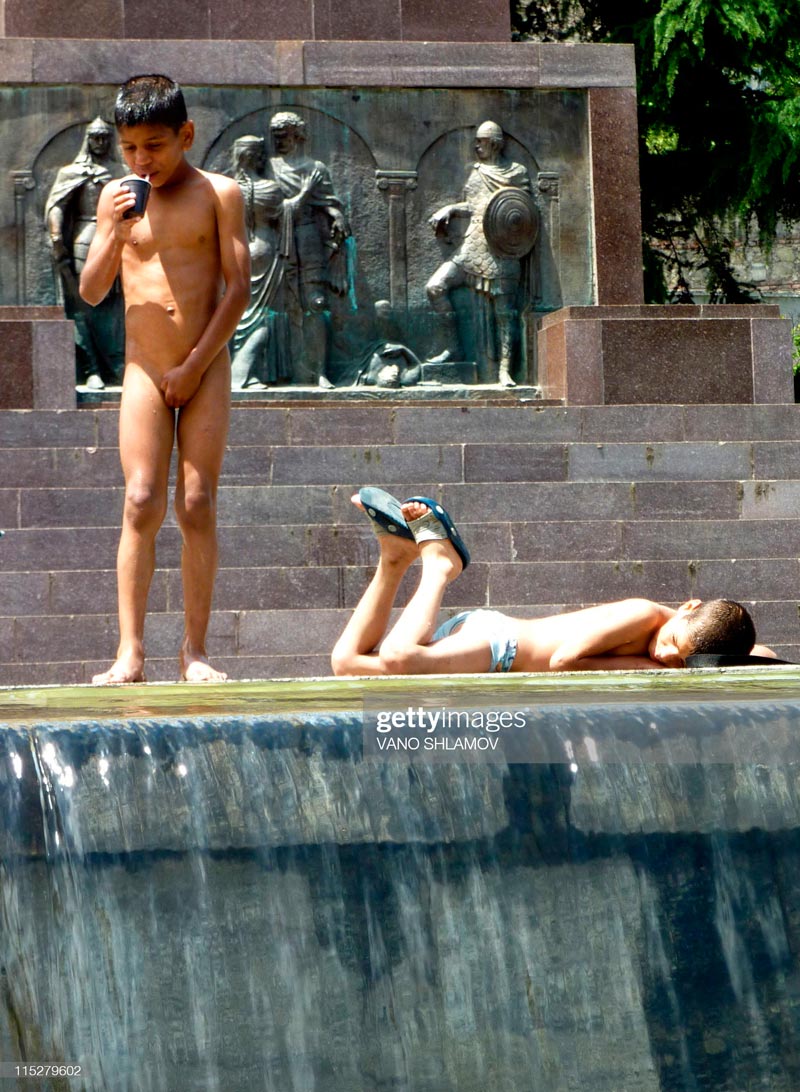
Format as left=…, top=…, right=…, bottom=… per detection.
left=1, top=685, right=800, bottom=1091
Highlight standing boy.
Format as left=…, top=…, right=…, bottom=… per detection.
left=80, top=75, right=250, bottom=683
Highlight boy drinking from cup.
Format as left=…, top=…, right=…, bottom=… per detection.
left=81, top=74, right=250, bottom=683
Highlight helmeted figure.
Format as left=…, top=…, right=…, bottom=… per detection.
left=426, top=120, right=536, bottom=386
left=45, top=117, right=124, bottom=388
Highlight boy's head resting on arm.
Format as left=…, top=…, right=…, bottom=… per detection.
left=114, top=74, right=187, bottom=132
left=651, top=598, right=756, bottom=667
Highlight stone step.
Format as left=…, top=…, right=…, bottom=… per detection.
left=2, top=403, right=800, bottom=450
left=1, top=557, right=800, bottom=618
left=6, top=518, right=800, bottom=573
left=2, top=477, right=792, bottom=530
left=3, top=400, right=800, bottom=686
left=1, top=601, right=797, bottom=685
left=8, top=439, right=800, bottom=488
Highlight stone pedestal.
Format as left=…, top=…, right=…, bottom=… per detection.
left=0, top=307, right=76, bottom=409
left=537, top=304, right=794, bottom=405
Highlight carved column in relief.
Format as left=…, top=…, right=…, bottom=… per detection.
left=537, top=171, right=561, bottom=311
left=375, top=169, right=417, bottom=312
left=12, top=171, right=35, bottom=304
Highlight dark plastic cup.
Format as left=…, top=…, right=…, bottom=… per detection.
left=121, top=175, right=151, bottom=219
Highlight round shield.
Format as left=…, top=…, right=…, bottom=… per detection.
left=483, top=187, right=539, bottom=259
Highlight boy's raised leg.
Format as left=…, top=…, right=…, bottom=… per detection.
left=376, top=501, right=491, bottom=674
left=92, top=364, right=175, bottom=684
left=330, top=496, right=419, bottom=675
left=174, top=353, right=231, bottom=682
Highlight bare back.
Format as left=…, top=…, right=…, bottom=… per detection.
left=511, top=600, right=675, bottom=671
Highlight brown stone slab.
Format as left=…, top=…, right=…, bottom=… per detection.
left=5, top=0, right=123, bottom=38
left=31, top=38, right=283, bottom=84
left=602, top=318, right=753, bottom=404
left=0, top=323, right=33, bottom=409
left=691, top=558, right=800, bottom=602
left=442, top=480, right=635, bottom=521
left=539, top=304, right=781, bottom=325
left=32, top=320, right=78, bottom=409
left=401, top=0, right=509, bottom=41
left=123, top=0, right=210, bottom=38
left=0, top=317, right=75, bottom=409
left=313, top=0, right=401, bottom=41
left=579, top=404, right=686, bottom=441
left=564, top=318, right=603, bottom=404
left=209, top=0, right=312, bottom=40
left=464, top=443, right=567, bottom=483
left=588, top=87, right=644, bottom=304
left=0, top=308, right=63, bottom=320
left=623, top=519, right=800, bottom=562
left=237, top=608, right=343, bottom=656
left=0, top=38, right=34, bottom=79
left=634, top=481, right=740, bottom=521
left=511, top=520, right=622, bottom=563
left=751, top=317, right=794, bottom=404
left=539, top=43, right=635, bottom=88
left=0, top=573, right=50, bottom=616
left=13, top=38, right=643, bottom=88
left=271, top=443, right=463, bottom=485
left=303, top=41, right=542, bottom=88
left=287, top=406, right=394, bottom=445
left=741, top=481, right=800, bottom=520
left=488, top=559, right=691, bottom=607
left=0, top=409, right=99, bottom=448
left=567, top=441, right=752, bottom=483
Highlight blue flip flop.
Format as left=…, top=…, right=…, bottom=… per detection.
left=403, top=496, right=470, bottom=570
left=358, top=487, right=415, bottom=540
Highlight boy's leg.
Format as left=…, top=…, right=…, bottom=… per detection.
left=92, top=364, right=175, bottom=684
left=378, top=515, right=492, bottom=674
left=330, top=512, right=419, bottom=676
left=174, top=353, right=231, bottom=682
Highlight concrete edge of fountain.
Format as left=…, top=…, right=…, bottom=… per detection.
left=2, top=666, right=800, bottom=725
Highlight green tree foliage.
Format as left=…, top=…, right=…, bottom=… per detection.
left=512, top=0, right=800, bottom=301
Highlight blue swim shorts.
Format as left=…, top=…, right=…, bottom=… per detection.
left=430, top=609, right=518, bottom=672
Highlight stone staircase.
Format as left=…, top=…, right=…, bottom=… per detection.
left=2, top=399, right=800, bottom=685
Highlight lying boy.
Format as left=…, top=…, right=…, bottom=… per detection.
left=331, top=488, right=772, bottom=676
left=80, top=74, right=250, bottom=684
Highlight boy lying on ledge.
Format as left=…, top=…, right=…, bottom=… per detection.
left=331, top=489, right=777, bottom=676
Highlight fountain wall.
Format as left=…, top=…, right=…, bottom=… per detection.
left=2, top=674, right=800, bottom=1091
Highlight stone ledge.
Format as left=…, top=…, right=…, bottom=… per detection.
left=537, top=306, right=794, bottom=405
left=0, top=313, right=77, bottom=410
left=0, top=38, right=637, bottom=89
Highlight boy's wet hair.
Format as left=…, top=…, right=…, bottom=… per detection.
left=115, top=75, right=187, bottom=132
left=685, top=599, right=756, bottom=656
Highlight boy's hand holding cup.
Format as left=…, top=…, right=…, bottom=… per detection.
left=119, top=175, right=151, bottom=220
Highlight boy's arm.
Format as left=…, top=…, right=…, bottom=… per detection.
left=160, top=177, right=250, bottom=408
left=79, top=182, right=138, bottom=305
left=549, top=598, right=670, bottom=671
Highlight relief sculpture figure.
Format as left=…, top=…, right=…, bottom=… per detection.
left=45, top=117, right=125, bottom=388
left=268, top=111, right=350, bottom=388
left=426, top=120, right=537, bottom=386
left=230, top=135, right=292, bottom=389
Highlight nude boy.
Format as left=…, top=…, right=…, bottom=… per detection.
left=331, top=489, right=771, bottom=676
left=80, top=75, right=250, bottom=684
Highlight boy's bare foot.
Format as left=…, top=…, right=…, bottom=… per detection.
left=92, top=646, right=146, bottom=685
left=179, top=646, right=228, bottom=683
left=401, top=500, right=464, bottom=581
